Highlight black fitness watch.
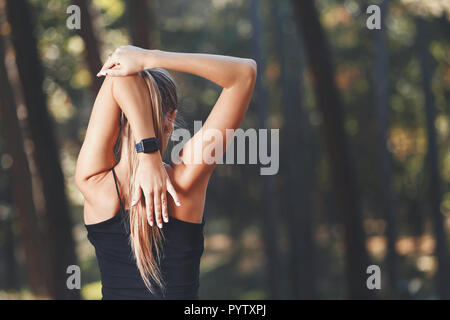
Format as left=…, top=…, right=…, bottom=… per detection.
left=135, top=137, right=161, bottom=154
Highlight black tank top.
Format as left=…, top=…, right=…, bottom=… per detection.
left=85, top=168, right=205, bottom=300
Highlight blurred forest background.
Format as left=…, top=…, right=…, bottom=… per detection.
left=0, top=0, right=449, bottom=300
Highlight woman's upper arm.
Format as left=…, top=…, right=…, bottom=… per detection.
left=75, top=76, right=120, bottom=195
left=178, top=61, right=257, bottom=185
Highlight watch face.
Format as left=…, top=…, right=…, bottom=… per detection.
left=136, top=138, right=160, bottom=153
left=141, top=138, right=160, bottom=153
left=143, top=142, right=157, bottom=153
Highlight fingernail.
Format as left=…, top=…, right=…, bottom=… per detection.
left=149, top=221, right=153, bottom=227
left=131, top=199, right=137, bottom=206
left=163, top=216, right=168, bottom=223
left=176, top=201, right=181, bottom=207
left=158, top=223, right=163, bottom=228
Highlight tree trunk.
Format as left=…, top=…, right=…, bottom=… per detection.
left=416, top=18, right=450, bottom=299
left=5, top=0, right=80, bottom=299
left=72, top=0, right=103, bottom=95
left=291, top=0, right=372, bottom=298
left=372, top=0, right=399, bottom=297
left=127, top=0, right=152, bottom=49
left=251, top=0, right=283, bottom=299
left=0, top=35, right=49, bottom=297
left=273, top=0, right=316, bottom=299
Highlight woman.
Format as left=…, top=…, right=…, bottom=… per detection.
left=75, top=45, right=256, bottom=299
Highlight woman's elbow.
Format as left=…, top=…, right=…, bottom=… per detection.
left=74, top=168, right=88, bottom=193
left=247, top=59, right=257, bottom=76
left=74, top=161, right=93, bottom=194
left=238, top=59, right=257, bottom=87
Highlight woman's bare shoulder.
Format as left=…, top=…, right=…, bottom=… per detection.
left=163, top=162, right=207, bottom=224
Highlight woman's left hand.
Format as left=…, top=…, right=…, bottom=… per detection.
left=97, top=45, right=159, bottom=77
left=132, top=153, right=181, bottom=228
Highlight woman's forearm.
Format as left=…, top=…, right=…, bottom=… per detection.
left=97, top=46, right=256, bottom=89
left=147, top=50, right=256, bottom=89
left=111, top=75, right=157, bottom=144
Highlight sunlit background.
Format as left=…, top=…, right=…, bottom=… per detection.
left=0, top=0, right=449, bottom=299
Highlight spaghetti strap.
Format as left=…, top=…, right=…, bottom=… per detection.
left=112, top=168, right=125, bottom=214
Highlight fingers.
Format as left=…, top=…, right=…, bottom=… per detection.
left=161, top=192, right=168, bottom=223
left=131, top=169, right=181, bottom=229
left=131, top=186, right=141, bottom=207
left=166, top=180, right=181, bottom=207
left=144, top=191, right=154, bottom=227
left=97, top=56, right=117, bottom=77
left=154, top=192, right=163, bottom=228
left=103, top=68, right=127, bottom=77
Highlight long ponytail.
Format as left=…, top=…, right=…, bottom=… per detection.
left=117, top=68, right=178, bottom=294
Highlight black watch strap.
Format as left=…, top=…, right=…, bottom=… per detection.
left=135, top=137, right=160, bottom=153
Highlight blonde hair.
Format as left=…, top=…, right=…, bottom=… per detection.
left=115, top=68, right=178, bottom=294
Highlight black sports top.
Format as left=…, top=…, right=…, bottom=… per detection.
left=85, top=169, right=205, bottom=300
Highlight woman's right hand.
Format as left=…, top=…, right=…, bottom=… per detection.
left=132, top=153, right=181, bottom=228
left=97, top=45, right=159, bottom=77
